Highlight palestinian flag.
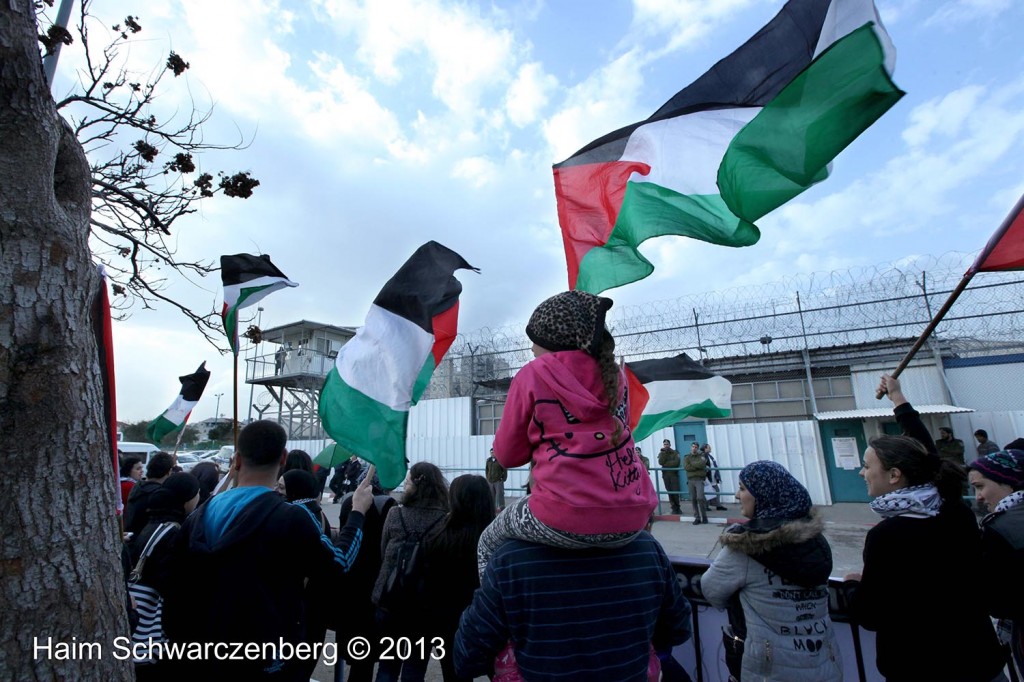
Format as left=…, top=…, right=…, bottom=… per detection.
left=625, top=354, right=732, bottom=442
left=319, top=241, right=478, bottom=489
left=554, top=0, right=904, bottom=294
left=220, top=253, right=298, bottom=354
left=146, top=362, right=211, bottom=444
left=969, top=193, right=1024, bottom=273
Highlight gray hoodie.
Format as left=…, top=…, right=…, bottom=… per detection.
left=699, top=513, right=842, bottom=682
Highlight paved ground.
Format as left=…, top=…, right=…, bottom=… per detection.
left=312, top=498, right=879, bottom=681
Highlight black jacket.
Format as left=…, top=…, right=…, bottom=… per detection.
left=850, top=401, right=1004, bottom=681
left=124, top=480, right=162, bottom=535
left=980, top=501, right=1024, bottom=622
left=163, top=489, right=364, bottom=678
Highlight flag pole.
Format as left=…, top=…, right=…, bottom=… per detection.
left=876, top=194, right=1024, bottom=399
left=172, top=424, right=187, bottom=457
left=875, top=272, right=974, bottom=399
left=233, top=354, right=239, bottom=448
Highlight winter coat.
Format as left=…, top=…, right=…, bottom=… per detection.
left=163, top=488, right=364, bottom=678
left=979, top=500, right=1024, bottom=623
left=849, top=499, right=1005, bottom=682
left=124, top=480, right=162, bottom=535
left=700, top=513, right=842, bottom=682
left=485, top=456, right=507, bottom=483
left=683, top=452, right=708, bottom=481
left=372, top=504, right=447, bottom=606
left=492, top=350, right=657, bottom=535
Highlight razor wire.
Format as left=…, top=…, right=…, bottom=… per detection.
left=422, top=252, right=1024, bottom=399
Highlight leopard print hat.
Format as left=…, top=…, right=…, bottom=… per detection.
left=526, top=291, right=613, bottom=357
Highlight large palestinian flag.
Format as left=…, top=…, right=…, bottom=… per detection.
left=319, top=241, right=478, bottom=489
left=625, top=354, right=732, bottom=442
left=146, top=362, right=211, bottom=444
left=554, top=0, right=904, bottom=294
left=220, top=253, right=298, bottom=354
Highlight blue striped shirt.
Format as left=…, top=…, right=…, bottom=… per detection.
left=455, top=533, right=691, bottom=681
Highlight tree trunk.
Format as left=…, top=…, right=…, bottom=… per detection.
left=1, top=2, right=133, bottom=679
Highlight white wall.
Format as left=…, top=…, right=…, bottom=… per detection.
left=850, top=361, right=949, bottom=407
left=945, top=363, right=1024, bottom=412
left=634, top=421, right=831, bottom=506
left=312, top=397, right=831, bottom=505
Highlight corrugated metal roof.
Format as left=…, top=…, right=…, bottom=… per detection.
left=814, top=404, right=974, bottom=420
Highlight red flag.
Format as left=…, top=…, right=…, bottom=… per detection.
left=92, top=266, right=119, bottom=514
left=969, top=194, right=1024, bottom=273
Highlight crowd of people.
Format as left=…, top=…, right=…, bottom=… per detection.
left=114, top=289, right=1024, bottom=682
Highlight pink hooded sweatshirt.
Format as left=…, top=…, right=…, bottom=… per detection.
left=493, top=350, right=658, bottom=535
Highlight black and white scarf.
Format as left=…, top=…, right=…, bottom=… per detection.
left=994, top=489, right=1024, bottom=514
left=870, top=484, right=942, bottom=518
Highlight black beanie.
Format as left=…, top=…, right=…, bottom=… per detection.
left=149, top=472, right=200, bottom=512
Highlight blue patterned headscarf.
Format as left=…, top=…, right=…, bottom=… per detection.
left=739, top=461, right=812, bottom=520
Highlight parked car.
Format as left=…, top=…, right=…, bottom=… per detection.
left=212, top=445, right=234, bottom=469
left=175, top=453, right=201, bottom=472
left=116, top=442, right=162, bottom=467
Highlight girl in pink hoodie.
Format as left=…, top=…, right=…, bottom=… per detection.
left=478, top=290, right=658, bottom=569
left=478, top=291, right=661, bottom=680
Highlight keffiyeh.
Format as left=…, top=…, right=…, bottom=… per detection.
left=869, top=483, right=942, bottom=518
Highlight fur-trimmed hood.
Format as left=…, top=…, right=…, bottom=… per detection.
left=720, top=511, right=832, bottom=587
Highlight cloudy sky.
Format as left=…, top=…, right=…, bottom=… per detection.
left=48, top=0, right=1024, bottom=422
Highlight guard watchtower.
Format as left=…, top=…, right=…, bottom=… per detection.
left=246, top=320, right=355, bottom=439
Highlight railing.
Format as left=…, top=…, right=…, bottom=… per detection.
left=247, top=349, right=335, bottom=383
left=671, top=559, right=877, bottom=682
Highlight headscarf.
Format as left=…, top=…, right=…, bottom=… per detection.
left=283, top=469, right=320, bottom=504
left=525, top=290, right=613, bottom=357
left=968, top=449, right=1024, bottom=490
left=739, top=460, right=812, bottom=520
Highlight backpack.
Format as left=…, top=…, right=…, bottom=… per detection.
left=378, top=509, right=443, bottom=613
left=127, top=522, right=179, bottom=663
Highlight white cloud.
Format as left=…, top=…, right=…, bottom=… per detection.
left=626, top=0, right=761, bottom=57
left=926, top=0, right=1012, bottom=27
left=902, top=86, right=984, bottom=148
left=451, top=156, right=498, bottom=188
left=316, top=0, right=518, bottom=117
left=506, top=62, right=558, bottom=127
left=542, top=49, right=647, bottom=161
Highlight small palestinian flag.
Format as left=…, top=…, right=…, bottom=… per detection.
left=625, top=354, right=732, bottom=442
left=146, top=362, right=211, bottom=445
left=319, top=241, right=478, bottom=489
left=220, top=253, right=298, bottom=354
left=554, top=0, right=904, bottom=294
left=969, top=193, right=1024, bottom=274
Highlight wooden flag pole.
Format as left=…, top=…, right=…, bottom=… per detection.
left=875, top=272, right=975, bottom=399
left=876, top=194, right=1024, bottom=399
left=172, top=423, right=187, bottom=457
left=233, top=353, right=239, bottom=448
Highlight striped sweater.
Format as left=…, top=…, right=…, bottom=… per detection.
left=455, top=533, right=691, bottom=681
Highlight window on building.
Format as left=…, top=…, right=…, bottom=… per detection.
left=476, top=401, right=504, bottom=436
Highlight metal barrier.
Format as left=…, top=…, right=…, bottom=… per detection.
left=670, top=556, right=878, bottom=682
left=434, top=466, right=881, bottom=680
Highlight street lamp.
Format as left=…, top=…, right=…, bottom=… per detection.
left=215, top=392, right=224, bottom=420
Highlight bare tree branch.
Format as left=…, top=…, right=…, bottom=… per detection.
left=36, top=3, right=260, bottom=353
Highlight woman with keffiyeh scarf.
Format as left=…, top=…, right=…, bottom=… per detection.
left=845, top=375, right=1005, bottom=682
left=700, top=460, right=841, bottom=682
left=968, top=449, right=1024, bottom=678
